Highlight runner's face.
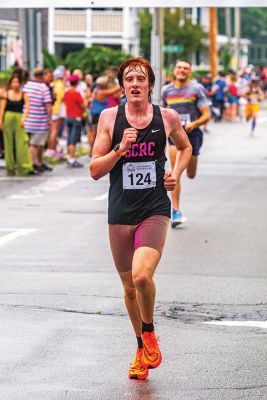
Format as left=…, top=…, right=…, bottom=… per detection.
left=122, top=66, right=151, bottom=103
left=174, top=62, right=191, bottom=82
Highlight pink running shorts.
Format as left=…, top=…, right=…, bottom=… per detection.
left=109, top=215, right=170, bottom=273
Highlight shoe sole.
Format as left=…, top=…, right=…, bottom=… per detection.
left=128, top=372, right=148, bottom=380
left=142, top=352, right=162, bottom=369
left=171, top=221, right=183, bottom=228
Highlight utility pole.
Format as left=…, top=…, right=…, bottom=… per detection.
left=150, top=8, right=164, bottom=105
left=209, top=7, right=218, bottom=78
left=18, top=8, right=44, bottom=71
left=234, top=7, right=240, bottom=71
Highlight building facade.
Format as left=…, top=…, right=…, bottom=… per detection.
left=0, top=9, right=19, bottom=71
left=48, top=7, right=140, bottom=59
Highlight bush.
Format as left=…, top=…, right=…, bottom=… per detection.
left=0, top=70, right=13, bottom=88
left=64, top=45, right=132, bottom=75
left=43, top=48, right=64, bottom=70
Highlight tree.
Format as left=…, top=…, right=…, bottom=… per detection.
left=43, top=48, right=63, bottom=70
left=64, top=45, right=132, bottom=75
left=240, top=8, right=267, bottom=42
left=139, top=9, right=206, bottom=66
left=139, top=9, right=152, bottom=60
left=218, top=8, right=267, bottom=42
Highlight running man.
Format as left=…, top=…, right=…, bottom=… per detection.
left=90, top=57, right=192, bottom=380
left=242, top=76, right=265, bottom=136
left=161, top=60, right=210, bottom=227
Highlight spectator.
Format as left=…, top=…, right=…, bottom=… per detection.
left=0, top=75, right=33, bottom=176
left=225, top=72, right=238, bottom=121
left=63, top=74, right=86, bottom=168
left=46, top=67, right=66, bottom=158
left=23, top=67, right=52, bottom=174
left=211, top=71, right=227, bottom=121
left=105, top=67, right=121, bottom=108
left=90, top=76, right=120, bottom=150
left=72, top=69, right=88, bottom=99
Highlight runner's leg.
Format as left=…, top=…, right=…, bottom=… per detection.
left=169, top=144, right=181, bottom=211
left=186, top=155, right=198, bottom=179
left=109, top=224, right=142, bottom=336
left=132, top=246, right=160, bottom=324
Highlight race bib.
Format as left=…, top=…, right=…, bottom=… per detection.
left=123, top=161, right=156, bottom=190
left=179, top=113, right=191, bottom=126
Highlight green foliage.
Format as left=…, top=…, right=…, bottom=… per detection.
left=139, top=9, right=206, bottom=67
left=43, top=48, right=63, bottom=70
left=0, top=70, right=13, bottom=88
left=241, top=8, right=267, bottom=42
left=218, top=8, right=267, bottom=42
left=139, top=10, right=152, bottom=60
left=64, top=45, right=132, bottom=75
left=164, top=9, right=206, bottom=56
left=220, top=43, right=233, bottom=72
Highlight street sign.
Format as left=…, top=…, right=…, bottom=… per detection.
left=163, top=44, right=184, bottom=53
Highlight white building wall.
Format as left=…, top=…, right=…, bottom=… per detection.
left=50, top=8, right=140, bottom=58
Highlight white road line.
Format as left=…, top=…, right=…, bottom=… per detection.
left=0, top=229, right=36, bottom=247
left=8, top=178, right=75, bottom=199
left=92, top=192, right=108, bottom=201
left=204, top=320, right=267, bottom=329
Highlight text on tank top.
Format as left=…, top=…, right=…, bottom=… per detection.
left=108, top=104, right=171, bottom=225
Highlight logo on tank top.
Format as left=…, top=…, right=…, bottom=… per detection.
left=151, top=129, right=160, bottom=133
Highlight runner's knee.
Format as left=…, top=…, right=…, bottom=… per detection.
left=124, top=285, right=136, bottom=301
left=133, top=273, right=151, bottom=290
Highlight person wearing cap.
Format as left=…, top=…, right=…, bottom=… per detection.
left=46, top=67, right=66, bottom=158
left=63, top=74, right=86, bottom=168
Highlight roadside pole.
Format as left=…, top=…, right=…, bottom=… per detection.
left=209, top=7, right=218, bottom=78
left=151, top=8, right=164, bottom=105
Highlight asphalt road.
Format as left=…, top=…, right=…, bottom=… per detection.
left=0, top=110, right=267, bottom=399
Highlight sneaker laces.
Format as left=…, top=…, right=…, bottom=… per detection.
left=144, top=332, right=160, bottom=353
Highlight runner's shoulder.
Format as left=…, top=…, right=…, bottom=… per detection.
left=100, top=106, right=119, bottom=120
left=160, top=106, right=180, bottom=124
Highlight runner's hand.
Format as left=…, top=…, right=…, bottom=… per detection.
left=164, top=171, right=177, bottom=191
left=120, top=128, right=138, bottom=152
left=185, top=121, right=198, bottom=133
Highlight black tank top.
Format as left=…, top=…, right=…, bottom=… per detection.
left=5, top=95, right=24, bottom=113
left=108, top=104, right=171, bottom=225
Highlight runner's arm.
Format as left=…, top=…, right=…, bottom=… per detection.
left=185, top=105, right=211, bottom=132
left=90, top=109, right=130, bottom=180
left=169, top=111, right=192, bottom=180
left=163, top=109, right=192, bottom=191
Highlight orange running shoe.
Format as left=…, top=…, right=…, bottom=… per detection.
left=128, top=348, right=149, bottom=380
left=141, top=331, right=162, bottom=369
